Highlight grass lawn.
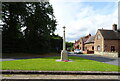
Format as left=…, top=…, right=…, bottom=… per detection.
left=1, top=56, right=120, bottom=72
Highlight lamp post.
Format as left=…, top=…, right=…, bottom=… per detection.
left=61, top=26, right=68, bottom=61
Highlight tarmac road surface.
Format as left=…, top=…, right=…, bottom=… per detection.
left=70, top=54, right=120, bottom=66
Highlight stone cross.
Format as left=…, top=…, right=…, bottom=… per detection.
left=61, top=26, right=68, bottom=61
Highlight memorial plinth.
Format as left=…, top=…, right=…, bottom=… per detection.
left=60, top=26, right=68, bottom=61
left=61, top=50, right=68, bottom=61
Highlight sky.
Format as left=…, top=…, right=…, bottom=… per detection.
left=49, top=0, right=118, bottom=42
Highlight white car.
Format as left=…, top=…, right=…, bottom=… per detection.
left=74, top=49, right=82, bottom=54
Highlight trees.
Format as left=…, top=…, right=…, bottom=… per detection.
left=2, top=3, right=26, bottom=39
left=50, top=34, right=63, bottom=53
left=66, top=42, right=74, bottom=51
left=2, top=2, right=59, bottom=53
left=2, top=3, right=27, bottom=53
left=23, top=2, right=57, bottom=53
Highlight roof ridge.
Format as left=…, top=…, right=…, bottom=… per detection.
left=99, top=29, right=113, bottom=31
left=99, top=29, right=120, bottom=40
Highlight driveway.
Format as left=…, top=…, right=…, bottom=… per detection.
left=70, top=54, right=120, bottom=66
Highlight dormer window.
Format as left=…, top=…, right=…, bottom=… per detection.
left=97, top=34, right=100, bottom=40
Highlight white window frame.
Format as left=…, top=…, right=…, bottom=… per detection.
left=97, top=45, right=100, bottom=51
left=97, top=34, right=100, bottom=40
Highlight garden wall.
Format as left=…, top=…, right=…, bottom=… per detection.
left=94, top=51, right=119, bottom=57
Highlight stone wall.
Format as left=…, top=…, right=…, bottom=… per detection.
left=94, top=51, right=118, bottom=57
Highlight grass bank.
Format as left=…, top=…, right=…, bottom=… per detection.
left=2, top=56, right=119, bottom=72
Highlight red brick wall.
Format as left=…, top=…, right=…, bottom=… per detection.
left=83, top=43, right=94, bottom=54
left=94, top=30, right=104, bottom=52
left=85, top=43, right=94, bottom=51
left=79, top=39, right=84, bottom=51
left=104, top=40, right=119, bottom=52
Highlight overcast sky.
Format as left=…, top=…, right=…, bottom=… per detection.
left=50, top=0, right=118, bottom=42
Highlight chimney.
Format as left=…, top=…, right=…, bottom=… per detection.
left=89, top=34, right=91, bottom=36
left=112, top=24, right=117, bottom=31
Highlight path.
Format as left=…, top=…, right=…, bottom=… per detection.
left=2, top=74, right=119, bottom=80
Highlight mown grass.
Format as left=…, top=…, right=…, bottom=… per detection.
left=1, top=56, right=120, bottom=72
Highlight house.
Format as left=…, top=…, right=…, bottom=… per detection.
left=79, top=34, right=92, bottom=53
left=94, top=24, right=120, bottom=57
left=74, top=40, right=80, bottom=49
left=84, top=35, right=95, bottom=54
left=74, top=34, right=95, bottom=54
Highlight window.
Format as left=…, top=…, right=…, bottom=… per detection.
left=111, top=46, right=115, bottom=52
left=97, top=45, right=100, bottom=51
left=97, top=34, right=100, bottom=40
left=83, top=47, right=84, bottom=51
left=92, top=46, right=94, bottom=50
left=85, top=47, right=87, bottom=50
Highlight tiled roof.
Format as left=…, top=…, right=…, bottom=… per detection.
left=81, top=34, right=91, bottom=43
left=85, top=35, right=95, bottom=43
left=99, top=29, right=120, bottom=40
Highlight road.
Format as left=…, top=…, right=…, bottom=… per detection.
left=70, top=54, right=120, bottom=66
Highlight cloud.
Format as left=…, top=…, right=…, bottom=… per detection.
left=50, top=1, right=118, bottom=42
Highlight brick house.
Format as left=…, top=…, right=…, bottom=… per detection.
left=74, top=34, right=95, bottom=54
left=79, top=34, right=91, bottom=52
left=74, top=40, right=80, bottom=49
left=94, top=24, right=120, bottom=57
left=84, top=35, right=95, bottom=54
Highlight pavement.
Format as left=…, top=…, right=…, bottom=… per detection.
left=2, top=74, right=119, bottom=80
left=2, top=70, right=120, bottom=80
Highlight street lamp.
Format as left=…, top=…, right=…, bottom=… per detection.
left=61, top=26, right=68, bottom=61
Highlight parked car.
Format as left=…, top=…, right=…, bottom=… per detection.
left=74, top=49, right=82, bottom=54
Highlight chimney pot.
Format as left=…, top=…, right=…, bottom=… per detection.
left=112, top=24, right=117, bottom=31
left=89, top=34, right=91, bottom=36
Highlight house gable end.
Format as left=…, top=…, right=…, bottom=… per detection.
left=95, top=29, right=104, bottom=40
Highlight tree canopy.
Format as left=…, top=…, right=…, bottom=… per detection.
left=2, top=2, right=62, bottom=53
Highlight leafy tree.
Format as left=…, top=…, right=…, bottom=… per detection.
left=2, top=3, right=26, bottom=39
left=23, top=2, right=57, bottom=52
left=2, top=2, right=27, bottom=53
left=2, top=2, right=58, bottom=53
left=50, top=34, right=63, bottom=53
left=66, top=42, right=74, bottom=51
